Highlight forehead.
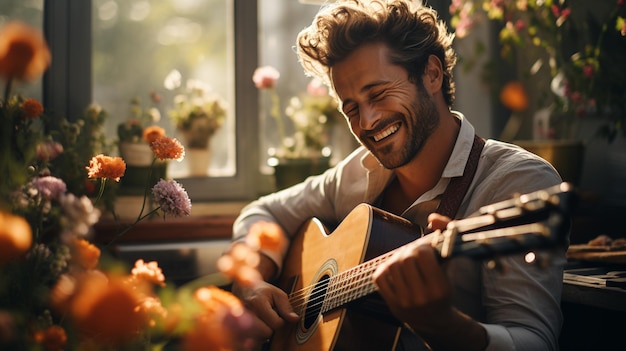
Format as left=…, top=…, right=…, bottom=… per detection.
left=330, top=42, right=407, bottom=100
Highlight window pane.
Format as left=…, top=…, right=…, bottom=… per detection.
left=0, top=0, right=45, bottom=101
left=258, top=0, right=358, bottom=178
left=92, top=0, right=235, bottom=180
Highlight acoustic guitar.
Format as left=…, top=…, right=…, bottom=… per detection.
left=267, top=182, right=576, bottom=351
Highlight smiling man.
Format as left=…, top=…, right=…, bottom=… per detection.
left=229, top=1, right=566, bottom=350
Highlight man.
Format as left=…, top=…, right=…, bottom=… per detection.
left=230, top=1, right=565, bottom=350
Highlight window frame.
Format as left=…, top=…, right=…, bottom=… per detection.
left=43, top=0, right=262, bottom=202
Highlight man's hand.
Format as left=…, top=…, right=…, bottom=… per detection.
left=372, top=235, right=454, bottom=334
left=231, top=280, right=299, bottom=345
left=372, top=212, right=488, bottom=351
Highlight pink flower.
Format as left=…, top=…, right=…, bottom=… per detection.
left=36, top=141, right=64, bottom=161
left=450, top=5, right=474, bottom=39
left=570, top=91, right=583, bottom=104
left=448, top=0, right=463, bottom=13
left=31, top=176, right=67, bottom=201
left=252, top=66, right=280, bottom=89
left=150, top=91, right=161, bottom=103
left=151, top=179, right=192, bottom=217
left=583, top=65, right=594, bottom=78
left=551, top=5, right=560, bottom=17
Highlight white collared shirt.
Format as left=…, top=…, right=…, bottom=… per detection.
left=233, top=112, right=565, bottom=350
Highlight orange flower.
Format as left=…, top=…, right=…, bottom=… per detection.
left=182, top=313, right=232, bottom=351
left=71, top=238, right=101, bottom=270
left=135, top=296, right=167, bottom=328
left=21, top=98, right=44, bottom=118
left=150, top=135, right=185, bottom=161
left=499, top=81, right=529, bottom=112
left=33, top=325, right=67, bottom=351
left=0, top=21, right=51, bottom=82
left=217, top=243, right=262, bottom=287
left=246, top=221, right=286, bottom=253
left=142, top=125, right=166, bottom=144
left=194, top=286, right=244, bottom=316
left=70, top=274, right=148, bottom=345
left=0, top=211, right=33, bottom=266
left=86, top=154, right=126, bottom=182
left=131, top=259, right=166, bottom=287
left=49, top=274, right=77, bottom=314
left=182, top=287, right=244, bottom=351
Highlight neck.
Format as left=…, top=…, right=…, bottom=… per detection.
left=394, top=111, right=460, bottom=201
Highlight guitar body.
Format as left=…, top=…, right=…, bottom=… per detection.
left=268, top=204, right=421, bottom=351
left=267, top=183, right=575, bottom=351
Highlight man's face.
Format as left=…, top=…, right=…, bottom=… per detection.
left=330, top=42, right=439, bottom=169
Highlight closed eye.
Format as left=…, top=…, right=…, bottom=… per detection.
left=342, top=103, right=359, bottom=119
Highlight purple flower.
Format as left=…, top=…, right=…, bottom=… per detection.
left=151, top=179, right=192, bottom=217
left=36, top=140, right=64, bottom=161
left=31, top=176, right=67, bottom=200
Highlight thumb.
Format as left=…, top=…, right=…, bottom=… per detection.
left=427, top=212, right=451, bottom=232
left=274, top=293, right=299, bottom=322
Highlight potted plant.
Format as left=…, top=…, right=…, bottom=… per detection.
left=253, top=66, right=348, bottom=189
left=117, top=94, right=167, bottom=188
left=450, top=0, right=626, bottom=185
left=165, top=70, right=228, bottom=176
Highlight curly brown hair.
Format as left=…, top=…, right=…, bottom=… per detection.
left=296, top=0, right=457, bottom=106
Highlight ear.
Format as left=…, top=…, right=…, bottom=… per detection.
left=422, top=55, right=443, bottom=94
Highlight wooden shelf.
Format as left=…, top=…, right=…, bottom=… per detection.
left=93, top=214, right=237, bottom=245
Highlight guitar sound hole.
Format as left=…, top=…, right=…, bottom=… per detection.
left=303, top=274, right=330, bottom=329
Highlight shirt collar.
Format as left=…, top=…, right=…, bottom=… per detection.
left=441, top=111, right=476, bottom=178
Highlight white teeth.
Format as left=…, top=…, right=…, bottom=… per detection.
left=373, top=124, right=399, bottom=142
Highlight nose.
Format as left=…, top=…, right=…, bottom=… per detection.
left=359, top=104, right=380, bottom=131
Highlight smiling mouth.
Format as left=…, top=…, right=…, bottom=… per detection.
left=372, top=123, right=400, bottom=142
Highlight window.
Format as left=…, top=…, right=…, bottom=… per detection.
left=39, top=0, right=357, bottom=204
left=257, top=0, right=359, bottom=180
left=43, top=0, right=260, bottom=202
left=92, top=0, right=235, bottom=179
left=11, top=0, right=480, bottom=205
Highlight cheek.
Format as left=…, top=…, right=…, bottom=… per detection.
left=347, top=116, right=359, bottom=133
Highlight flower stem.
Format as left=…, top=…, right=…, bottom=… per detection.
left=105, top=158, right=160, bottom=247
left=136, top=158, right=157, bottom=222
left=93, top=178, right=107, bottom=206
left=270, top=89, right=288, bottom=149
left=105, top=206, right=161, bottom=247
left=3, top=77, right=12, bottom=103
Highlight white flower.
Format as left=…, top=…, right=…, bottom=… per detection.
left=164, top=69, right=182, bottom=90
left=59, top=194, right=101, bottom=243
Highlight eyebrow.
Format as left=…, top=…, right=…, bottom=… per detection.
left=360, top=80, right=387, bottom=94
left=341, top=80, right=388, bottom=107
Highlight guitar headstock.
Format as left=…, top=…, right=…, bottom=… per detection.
left=433, top=182, right=577, bottom=260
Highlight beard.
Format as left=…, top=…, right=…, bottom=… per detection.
left=361, top=83, right=439, bottom=169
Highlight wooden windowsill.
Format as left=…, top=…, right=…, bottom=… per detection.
left=94, top=214, right=237, bottom=245
left=93, top=197, right=246, bottom=245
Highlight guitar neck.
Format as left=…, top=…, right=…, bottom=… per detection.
left=294, top=182, right=574, bottom=314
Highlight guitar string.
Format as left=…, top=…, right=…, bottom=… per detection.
left=286, top=234, right=444, bottom=313
left=287, top=251, right=394, bottom=313
left=285, top=223, right=550, bottom=313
